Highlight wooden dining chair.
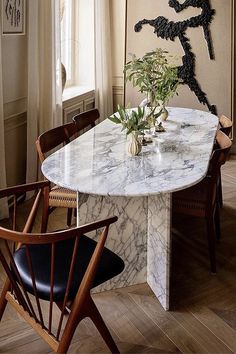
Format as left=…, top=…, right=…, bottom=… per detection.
left=218, top=115, right=233, bottom=207
left=219, top=115, right=233, bottom=137
left=172, top=130, right=232, bottom=274
left=36, top=122, right=79, bottom=229
left=0, top=180, right=50, bottom=321
left=0, top=182, right=124, bottom=354
left=72, top=108, right=100, bottom=132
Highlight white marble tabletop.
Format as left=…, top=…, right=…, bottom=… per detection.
left=42, top=107, right=218, bottom=197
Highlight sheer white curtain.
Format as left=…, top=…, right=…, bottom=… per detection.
left=27, top=0, right=62, bottom=183
left=94, top=0, right=113, bottom=120
left=0, top=23, right=9, bottom=219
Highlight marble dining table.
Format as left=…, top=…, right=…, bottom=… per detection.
left=42, top=107, right=218, bottom=310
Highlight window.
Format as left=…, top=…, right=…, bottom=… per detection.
left=61, top=0, right=74, bottom=86
left=60, top=0, right=95, bottom=89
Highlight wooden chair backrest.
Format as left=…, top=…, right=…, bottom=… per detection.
left=219, top=115, right=233, bottom=136
left=0, top=182, right=117, bottom=352
left=207, top=130, right=232, bottom=189
left=36, top=122, right=78, bottom=163
left=0, top=181, right=50, bottom=233
left=72, top=108, right=100, bottom=132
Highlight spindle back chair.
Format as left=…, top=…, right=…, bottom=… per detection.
left=72, top=108, right=100, bottom=132
left=36, top=122, right=78, bottom=163
left=218, top=115, right=233, bottom=207
left=36, top=122, right=79, bottom=229
left=219, top=115, right=233, bottom=137
left=173, top=130, right=232, bottom=273
left=0, top=181, right=50, bottom=322
left=0, top=182, right=124, bottom=353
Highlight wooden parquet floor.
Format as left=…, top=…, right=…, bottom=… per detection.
left=1, top=160, right=236, bottom=353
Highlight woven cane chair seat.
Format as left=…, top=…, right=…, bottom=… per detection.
left=36, top=116, right=100, bottom=230
left=49, top=186, right=77, bottom=209
left=36, top=121, right=80, bottom=229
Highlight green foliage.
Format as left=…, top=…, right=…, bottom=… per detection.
left=124, top=48, right=181, bottom=106
left=109, top=105, right=149, bottom=135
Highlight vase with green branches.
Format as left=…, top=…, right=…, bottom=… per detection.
left=124, top=48, right=181, bottom=124
left=109, top=105, right=149, bottom=156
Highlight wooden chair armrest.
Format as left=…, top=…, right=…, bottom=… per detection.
left=0, top=181, right=50, bottom=198
left=74, top=216, right=118, bottom=236
left=72, top=217, right=118, bottom=308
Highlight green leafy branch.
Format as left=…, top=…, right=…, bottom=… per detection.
left=124, top=48, right=181, bottom=106
left=109, top=105, right=149, bottom=135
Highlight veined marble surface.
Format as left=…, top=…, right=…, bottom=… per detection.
left=78, top=192, right=172, bottom=310
left=42, top=107, right=218, bottom=197
left=78, top=194, right=148, bottom=293
left=42, top=107, right=218, bottom=310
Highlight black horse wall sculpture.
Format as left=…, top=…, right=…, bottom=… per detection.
left=135, top=0, right=216, bottom=115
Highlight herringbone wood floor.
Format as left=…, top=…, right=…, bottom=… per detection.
left=1, top=159, right=236, bottom=353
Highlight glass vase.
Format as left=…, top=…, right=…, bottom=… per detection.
left=157, top=100, right=168, bottom=121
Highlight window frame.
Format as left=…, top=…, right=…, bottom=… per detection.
left=61, top=0, right=95, bottom=90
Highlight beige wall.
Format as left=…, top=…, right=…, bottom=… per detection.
left=4, top=113, right=27, bottom=186
left=2, top=34, right=27, bottom=186
left=110, top=0, right=235, bottom=150
left=125, top=0, right=234, bottom=119
left=110, top=0, right=126, bottom=110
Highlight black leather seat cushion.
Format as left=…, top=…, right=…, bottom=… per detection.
left=13, top=235, right=125, bottom=302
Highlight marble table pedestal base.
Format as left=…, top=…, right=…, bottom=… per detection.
left=77, top=192, right=171, bottom=310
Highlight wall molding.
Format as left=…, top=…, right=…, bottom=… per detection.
left=112, top=85, right=124, bottom=95
left=4, top=97, right=27, bottom=118
left=112, top=84, right=124, bottom=110
left=112, top=75, right=124, bottom=88
left=4, top=111, right=27, bottom=186
left=63, top=88, right=95, bottom=108
left=4, top=111, right=27, bottom=133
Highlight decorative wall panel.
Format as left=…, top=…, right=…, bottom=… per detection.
left=125, top=0, right=234, bottom=119
left=135, top=0, right=216, bottom=114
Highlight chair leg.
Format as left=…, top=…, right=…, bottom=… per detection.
left=41, top=186, right=49, bottom=233
left=57, top=309, right=83, bottom=353
left=87, top=297, right=120, bottom=354
left=58, top=296, right=119, bottom=354
left=206, top=216, right=217, bottom=274
left=67, top=208, right=73, bottom=227
left=218, top=172, right=223, bottom=208
left=215, top=203, right=221, bottom=242
left=0, top=279, right=10, bottom=321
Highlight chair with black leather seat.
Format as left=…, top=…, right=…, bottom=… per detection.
left=36, top=121, right=79, bottom=229
left=172, top=130, right=232, bottom=274
left=0, top=180, right=50, bottom=322
left=72, top=108, right=100, bottom=132
left=218, top=115, right=233, bottom=207
left=0, top=182, right=124, bottom=354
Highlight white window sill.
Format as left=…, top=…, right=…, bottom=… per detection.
left=62, top=85, right=95, bottom=103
